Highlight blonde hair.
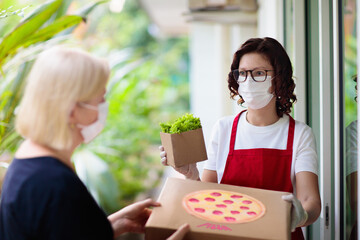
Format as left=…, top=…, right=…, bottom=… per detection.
left=16, top=47, right=110, bottom=150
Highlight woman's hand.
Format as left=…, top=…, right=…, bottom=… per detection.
left=282, top=194, right=308, bottom=232
left=282, top=172, right=321, bottom=233
left=108, top=198, right=161, bottom=238
left=159, top=146, right=199, bottom=180
left=167, top=223, right=190, bottom=240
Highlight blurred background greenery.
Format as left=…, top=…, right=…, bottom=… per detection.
left=0, top=0, right=189, bottom=223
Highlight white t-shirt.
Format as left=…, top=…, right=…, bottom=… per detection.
left=203, top=112, right=318, bottom=188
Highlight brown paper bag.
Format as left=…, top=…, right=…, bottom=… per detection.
left=160, top=128, right=207, bottom=168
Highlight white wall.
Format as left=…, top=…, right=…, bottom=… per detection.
left=162, top=0, right=284, bottom=178
left=189, top=0, right=285, bottom=146
left=189, top=21, right=256, bottom=174
left=257, top=0, right=284, bottom=43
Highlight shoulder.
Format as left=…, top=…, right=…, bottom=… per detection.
left=1, top=157, right=112, bottom=239
left=215, top=114, right=237, bottom=129
left=346, top=120, right=357, bottom=132
left=292, top=119, right=317, bottom=148
left=30, top=158, right=79, bottom=187
left=346, top=120, right=357, bottom=142
left=208, top=114, right=237, bottom=141
left=293, top=119, right=315, bottom=136
left=1, top=157, right=88, bottom=228
left=5, top=157, right=84, bottom=202
left=34, top=161, right=85, bottom=201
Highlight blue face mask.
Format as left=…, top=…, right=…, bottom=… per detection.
left=77, top=101, right=108, bottom=143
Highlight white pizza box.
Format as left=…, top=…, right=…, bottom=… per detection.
left=145, top=178, right=291, bottom=240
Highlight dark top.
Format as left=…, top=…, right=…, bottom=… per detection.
left=0, top=156, right=114, bottom=240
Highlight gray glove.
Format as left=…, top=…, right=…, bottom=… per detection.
left=282, top=194, right=308, bottom=232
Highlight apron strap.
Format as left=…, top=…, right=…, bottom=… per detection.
left=286, top=115, right=295, bottom=151
left=229, top=112, right=295, bottom=153
left=228, top=110, right=246, bottom=156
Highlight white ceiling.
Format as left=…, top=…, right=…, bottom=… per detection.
left=139, top=0, right=258, bottom=37
left=140, top=0, right=190, bottom=37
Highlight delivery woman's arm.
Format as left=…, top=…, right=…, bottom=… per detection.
left=202, top=169, right=218, bottom=182
left=295, top=171, right=321, bottom=226
left=291, top=123, right=321, bottom=227
left=282, top=124, right=321, bottom=231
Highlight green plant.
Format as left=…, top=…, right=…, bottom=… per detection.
left=160, top=113, right=201, bottom=134
left=0, top=5, right=29, bottom=19
left=0, top=0, right=107, bottom=155
left=78, top=41, right=189, bottom=211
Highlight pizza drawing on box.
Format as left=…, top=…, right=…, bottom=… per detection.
left=182, top=189, right=266, bottom=224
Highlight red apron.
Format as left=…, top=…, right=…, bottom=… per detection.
left=220, top=110, right=304, bottom=240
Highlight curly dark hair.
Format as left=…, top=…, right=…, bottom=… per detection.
left=228, top=37, right=297, bottom=117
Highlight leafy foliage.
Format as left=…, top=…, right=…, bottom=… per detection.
left=0, top=0, right=97, bottom=154
left=0, top=5, right=29, bottom=19
left=0, top=0, right=82, bottom=70
left=160, top=113, right=201, bottom=134
left=344, top=35, right=357, bottom=127
left=80, top=37, right=189, bottom=211
left=0, top=0, right=190, bottom=216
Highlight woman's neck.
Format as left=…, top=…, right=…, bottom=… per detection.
left=15, top=140, right=76, bottom=170
left=245, top=99, right=279, bottom=126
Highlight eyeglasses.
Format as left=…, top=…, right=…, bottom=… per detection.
left=232, top=69, right=273, bottom=83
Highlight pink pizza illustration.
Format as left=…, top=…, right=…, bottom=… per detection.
left=182, top=190, right=266, bottom=224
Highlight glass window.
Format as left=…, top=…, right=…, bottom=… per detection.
left=343, top=0, right=358, bottom=239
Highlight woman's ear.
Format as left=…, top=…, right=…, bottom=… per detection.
left=68, top=104, right=78, bottom=124
left=269, top=79, right=275, bottom=93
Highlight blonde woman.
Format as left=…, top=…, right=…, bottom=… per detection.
left=0, top=47, right=188, bottom=240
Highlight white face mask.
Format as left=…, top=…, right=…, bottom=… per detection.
left=238, top=76, right=274, bottom=109
left=77, top=101, right=108, bottom=143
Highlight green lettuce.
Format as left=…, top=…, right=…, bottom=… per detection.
left=160, top=113, right=202, bottom=133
